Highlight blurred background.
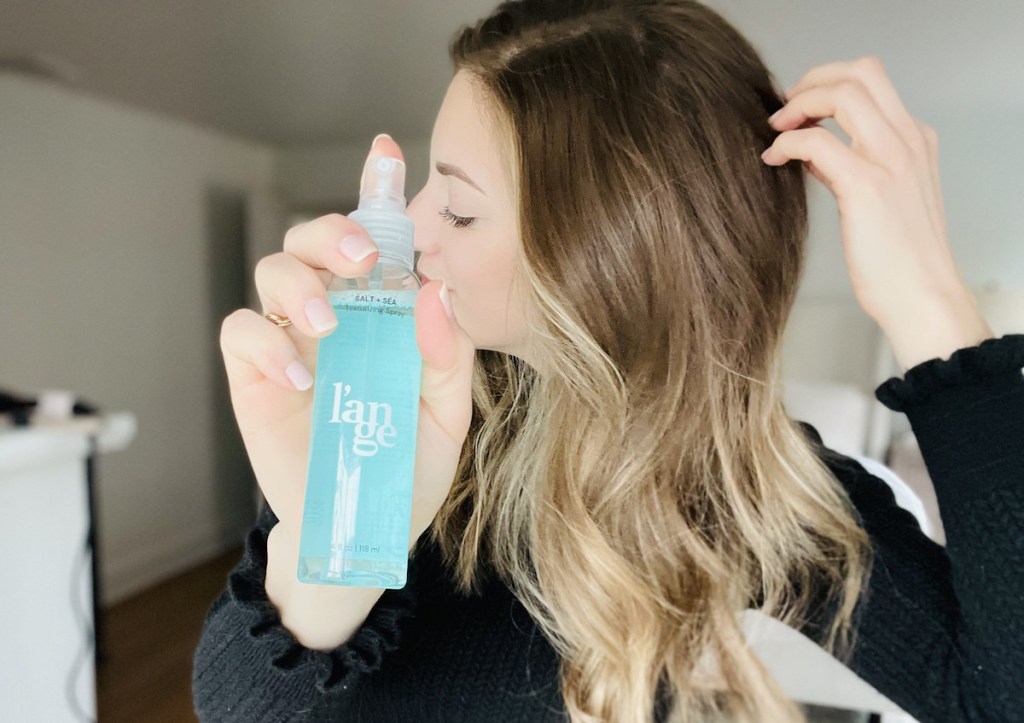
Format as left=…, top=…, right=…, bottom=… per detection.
left=0, top=1, right=1020, bottom=721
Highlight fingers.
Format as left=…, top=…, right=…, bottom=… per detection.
left=762, top=126, right=874, bottom=199
left=765, top=54, right=940, bottom=203
left=770, top=81, right=903, bottom=165
left=784, top=56, right=919, bottom=139
left=415, top=280, right=476, bottom=448
left=221, top=308, right=314, bottom=391
left=258, top=200, right=391, bottom=339
left=283, top=213, right=379, bottom=274
left=276, top=133, right=406, bottom=275
left=369, top=133, right=405, bottom=164
left=776, top=55, right=932, bottom=162
left=255, top=251, right=340, bottom=338
left=222, top=132, right=411, bottom=396
left=915, top=120, right=947, bottom=236
left=415, top=281, right=461, bottom=371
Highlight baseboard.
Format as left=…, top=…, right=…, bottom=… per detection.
left=101, top=519, right=251, bottom=607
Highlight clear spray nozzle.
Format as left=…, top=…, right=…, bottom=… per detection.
left=347, top=149, right=415, bottom=273
left=358, top=155, right=407, bottom=212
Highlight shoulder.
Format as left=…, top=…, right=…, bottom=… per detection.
left=795, top=420, right=936, bottom=541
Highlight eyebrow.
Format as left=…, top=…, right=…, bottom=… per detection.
left=435, top=161, right=488, bottom=197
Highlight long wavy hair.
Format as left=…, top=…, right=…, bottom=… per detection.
left=425, top=1, right=874, bottom=721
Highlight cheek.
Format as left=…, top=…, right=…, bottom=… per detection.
left=445, top=246, right=523, bottom=340
left=446, top=251, right=508, bottom=310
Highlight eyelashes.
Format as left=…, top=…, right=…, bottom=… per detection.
left=438, top=206, right=475, bottom=228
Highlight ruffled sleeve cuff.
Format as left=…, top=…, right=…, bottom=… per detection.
left=190, top=497, right=422, bottom=723
left=231, top=520, right=420, bottom=697
left=868, top=333, right=1024, bottom=514
left=874, top=333, right=1024, bottom=412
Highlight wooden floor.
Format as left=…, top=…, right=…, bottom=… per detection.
left=96, top=544, right=244, bottom=723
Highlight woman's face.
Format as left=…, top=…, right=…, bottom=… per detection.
left=407, top=70, right=530, bottom=362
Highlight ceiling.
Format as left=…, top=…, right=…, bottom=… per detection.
left=1, top=0, right=1021, bottom=149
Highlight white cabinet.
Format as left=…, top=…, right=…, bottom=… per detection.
left=0, top=427, right=98, bottom=722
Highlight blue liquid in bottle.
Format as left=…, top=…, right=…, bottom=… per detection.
left=297, top=154, right=422, bottom=588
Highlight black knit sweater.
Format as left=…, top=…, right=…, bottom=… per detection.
left=192, top=334, right=1024, bottom=722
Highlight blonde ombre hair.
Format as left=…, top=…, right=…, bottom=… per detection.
left=426, top=1, right=874, bottom=721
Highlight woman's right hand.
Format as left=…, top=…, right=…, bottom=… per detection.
left=219, top=135, right=477, bottom=552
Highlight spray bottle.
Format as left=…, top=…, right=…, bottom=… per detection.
left=296, top=152, right=422, bottom=588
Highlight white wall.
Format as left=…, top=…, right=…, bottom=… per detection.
left=0, top=74, right=276, bottom=604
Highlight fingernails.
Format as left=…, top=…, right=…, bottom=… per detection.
left=439, top=281, right=454, bottom=319
left=339, top=234, right=377, bottom=262
left=285, top=360, right=313, bottom=391
left=372, top=133, right=393, bottom=146
left=768, top=110, right=781, bottom=125
left=305, top=298, right=338, bottom=333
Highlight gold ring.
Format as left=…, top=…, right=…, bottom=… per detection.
left=264, top=312, right=293, bottom=328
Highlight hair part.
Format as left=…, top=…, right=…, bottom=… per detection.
left=426, top=2, right=874, bottom=721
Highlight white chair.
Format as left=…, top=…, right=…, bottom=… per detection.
left=779, top=373, right=929, bottom=718
left=739, top=449, right=929, bottom=722
left=846, top=453, right=936, bottom=543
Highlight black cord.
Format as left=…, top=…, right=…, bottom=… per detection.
left=65, top=436, right=98, bottom=723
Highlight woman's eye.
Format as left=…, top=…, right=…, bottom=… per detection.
left=438, top=206, right=475, bottom=229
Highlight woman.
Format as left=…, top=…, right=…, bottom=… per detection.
left=193, top=1, right=1023, bottom=721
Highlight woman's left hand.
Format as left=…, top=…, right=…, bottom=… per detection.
left=761, top=55, right=992, bottom=370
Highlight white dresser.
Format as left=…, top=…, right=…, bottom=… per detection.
left=0, top=427, right=96, bottom=721
left=0, top=413, right=135, bottom=723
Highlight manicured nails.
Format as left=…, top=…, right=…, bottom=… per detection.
left=339, top=234, right=377, bottom=262
left=285, top=360, right=313, bottom=391
left=305, top=298, right=337, bottom=333
left=439, top=281, right=454, bottom=319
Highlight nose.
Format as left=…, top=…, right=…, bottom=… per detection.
left=406, top=185, right=434, bottom=255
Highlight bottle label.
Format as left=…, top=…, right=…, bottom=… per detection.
left=298, top=289, right=422, bottom=586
